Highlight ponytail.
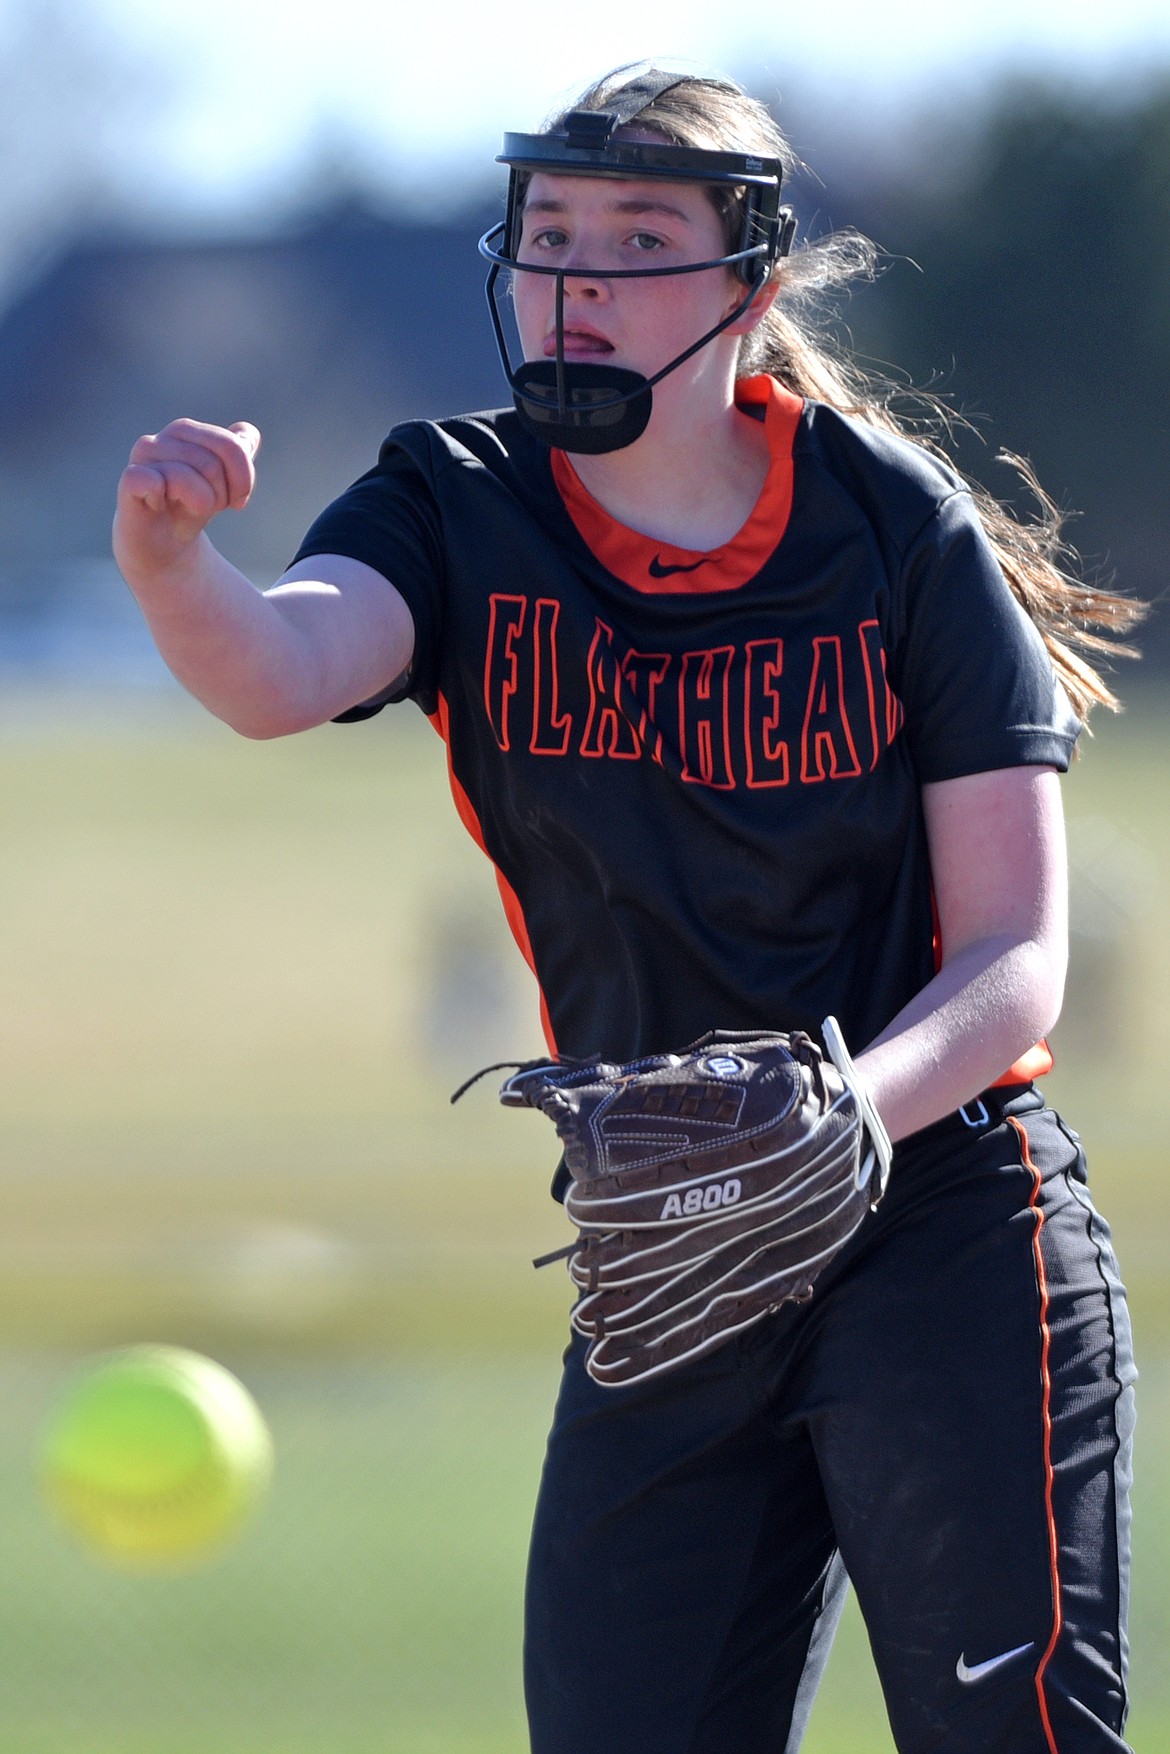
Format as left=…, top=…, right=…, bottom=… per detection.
left=559, top=68, right=1145, bottom=720
left=743, top=234, right=1143, bottom=719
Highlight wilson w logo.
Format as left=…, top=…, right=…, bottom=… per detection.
left=660, top=1179, right=742, bottom=1220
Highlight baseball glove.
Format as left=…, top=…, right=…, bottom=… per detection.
left=496, top=1019, right=892, bottom=1388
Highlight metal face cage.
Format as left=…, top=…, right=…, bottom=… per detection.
left=478, top=75, right=796, bottom=454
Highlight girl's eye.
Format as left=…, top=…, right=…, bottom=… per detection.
left=532, top=228, right=569, bottom=249
left=629, top=232, right=664, bottom=251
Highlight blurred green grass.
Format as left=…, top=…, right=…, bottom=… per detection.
left=1, top=687, right=1167, bottom=1751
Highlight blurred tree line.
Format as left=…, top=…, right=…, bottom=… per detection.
left=0, top=35, right=1165, bottom=671
left=810, top=76, right=1170, bottom=664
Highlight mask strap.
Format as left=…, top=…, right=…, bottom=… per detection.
left=561, top=67, right=696, bottom=146
left=555, top=270, right=567, bottom=417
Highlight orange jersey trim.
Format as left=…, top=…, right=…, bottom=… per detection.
left=427, top=692, right=558, bottom=1054
left=1008, top=1116, right=1064, bottom=1754
left=550, top=375, right=803, bottom=595
left=993, top=1041, right=1055, bottom=1086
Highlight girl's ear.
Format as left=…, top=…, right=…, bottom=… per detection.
left=725, top=274, right=781, bottom=336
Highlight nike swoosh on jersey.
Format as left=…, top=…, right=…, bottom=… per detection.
left=647, top=555, right=711, bottom=579
left=955, top=1641, right=1035, bottom=1685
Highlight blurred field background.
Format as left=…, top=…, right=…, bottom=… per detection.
left=2, top=688, right=1168, bottom=1753
left=2, top=0, right=1169, bottom=1747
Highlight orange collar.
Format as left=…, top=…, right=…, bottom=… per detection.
left=550, top=375, right=803, bottom=594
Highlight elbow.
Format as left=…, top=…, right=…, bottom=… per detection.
left=202, top=661, right=339, bottom=740
left=160, top=654, right=330, bottom=740
left=232, top=719, right=296, bottom=742
left=229, top=712, right=324, bottom=741
left=210, top=698, right=327, bottom=740
left=1015, top=929, right=1068, bottom=1046
left=950, top=928, right=1067, bottom=1064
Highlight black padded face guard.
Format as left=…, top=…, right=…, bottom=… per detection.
left=479, top=234, right=780, bottom=453
left=479, top=107, right=797, bottom=453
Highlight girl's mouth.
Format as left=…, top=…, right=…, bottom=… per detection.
left=544, top=328, right=615, bottom=358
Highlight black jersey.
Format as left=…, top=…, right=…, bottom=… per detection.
left=293, top=377, right=1078, bottom=1061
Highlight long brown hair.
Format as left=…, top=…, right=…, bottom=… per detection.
left=550, top=68, right=1143, bottom=720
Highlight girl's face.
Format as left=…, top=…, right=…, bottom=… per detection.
left=511, top=170, right=744, bottom=391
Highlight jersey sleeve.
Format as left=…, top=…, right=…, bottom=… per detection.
left=290, top=430, right=446, bottom=717
left=894, top=489, right=1080, bottom=782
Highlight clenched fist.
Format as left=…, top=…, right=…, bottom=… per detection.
left=114, top=418, right=261, bottom=585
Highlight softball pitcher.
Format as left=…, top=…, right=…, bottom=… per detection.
left=114, top=64, right=1141, bottom=1753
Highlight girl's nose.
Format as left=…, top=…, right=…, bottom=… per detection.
left=561, top=260, right=608, bottom=300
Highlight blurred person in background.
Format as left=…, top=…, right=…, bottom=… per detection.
left=113, top=63, right=1141, bottom=1754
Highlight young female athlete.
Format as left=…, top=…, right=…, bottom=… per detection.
left=113, top=65, right=1141, bottom=1754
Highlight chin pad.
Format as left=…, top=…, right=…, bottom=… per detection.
left=511, top=362, right=653, bottom=455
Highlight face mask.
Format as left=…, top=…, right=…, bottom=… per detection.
left=480, top=71, right=796, bottom=454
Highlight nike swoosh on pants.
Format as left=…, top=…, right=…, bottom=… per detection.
left=955, top=1641, right=1036, bottom=1684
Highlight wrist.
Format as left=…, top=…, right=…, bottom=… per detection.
left=117, top=533, right=242, bottom=626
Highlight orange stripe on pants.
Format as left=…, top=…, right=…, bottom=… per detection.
left=1008, top=1114, right=1063, bottom=1754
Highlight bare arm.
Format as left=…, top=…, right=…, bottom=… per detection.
left=855, top=766, right=1068, bottom=1142
left=113, top=419, right=414, bottom=737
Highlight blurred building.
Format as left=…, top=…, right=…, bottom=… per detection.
left=1, top=105, right=1164, bottom=686
left=0, top=197, right=501, bottom=680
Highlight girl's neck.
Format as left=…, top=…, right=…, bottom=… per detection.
left=565, top=383, right=770, bottom=553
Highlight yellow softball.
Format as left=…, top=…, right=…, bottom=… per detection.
left=39, top=1345, right=273, bottom=1572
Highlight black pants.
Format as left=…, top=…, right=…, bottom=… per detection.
left=524, top=1088, right=1135, bottom=1753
